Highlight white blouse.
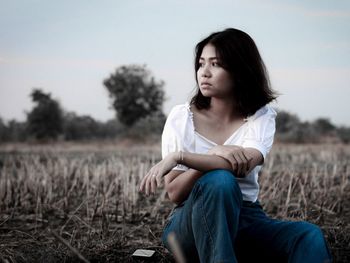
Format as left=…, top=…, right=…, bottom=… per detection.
left=161, top=102, right=277, bottom=202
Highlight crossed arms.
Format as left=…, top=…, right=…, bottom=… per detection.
left=139, top=145, right=263, bottom=205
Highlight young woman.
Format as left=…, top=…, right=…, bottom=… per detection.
left=139, top=28, right=332, bottom=263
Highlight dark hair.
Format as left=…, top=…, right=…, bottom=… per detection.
left=190, top=28, right=277, bottom=117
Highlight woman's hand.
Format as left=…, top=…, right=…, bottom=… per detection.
left=207, top=145, right=252, bottom=177
left=139, top=152, right=179, bottom=195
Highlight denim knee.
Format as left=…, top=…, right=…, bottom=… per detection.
left=290, top=221, right=332, bottom=261
left=291, top=221, right=329, bottom=252
left=198, top=169, right=241, bottom=197
left=295, top=221, right=324, bottom=240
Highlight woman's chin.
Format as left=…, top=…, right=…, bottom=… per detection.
left=200, top=89, right=214, bottom=97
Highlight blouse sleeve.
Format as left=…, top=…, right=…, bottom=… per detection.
left=161, top=106, right=189, bottom=172
left=242, top=106, right=277, bottom=160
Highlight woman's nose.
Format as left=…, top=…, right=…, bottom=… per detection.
left=201, top=64, right=211, bottom=77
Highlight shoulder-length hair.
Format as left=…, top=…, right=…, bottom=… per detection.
left=190, top=28, right=277, bottom=117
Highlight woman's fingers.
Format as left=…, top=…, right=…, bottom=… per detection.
left=233, top=152, right=243, bottom=176
left=140, top=153, right=177, bottom=195
left=150, top=174, right=157, bottom=193
left=241, top=151, right=252, bottom=172
left=216, top=151, right=238, bottom=174
left=224, top=146, right=248, bottom=177
left=209, top=146, right=252, bottom=177
left=139, top=169, right=163, bottom=195
left=231, top=148, right=250, bottom=177
left=145, top=174, right=152, bottom=195
left=222, top=153, right=237, bottom=174
left=139, top=172, right=149, bottom=192
left=237, top=151, right=248, bottom=176
left=156, top=174, right=163, bottom=187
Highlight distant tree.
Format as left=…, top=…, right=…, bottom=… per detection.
left=7, top=119, right=27, bottom=142
left=293, top=121, right=320, bottom=143
left=276, top=110, right=300, bottom=133
left=64, top=112, right=102, bottom=140
left=337, top=126, right=350, bottom=143
left=100, top=118, right=124, bottom=138
left=313, top=118, right=335, bottom=135
left=275, top=110, right=322, bottom=143
left=127, top=111, right=166, bottom=140
left=0, top=117, right=8, bottom=142
left=26, top=89, right=63, bottom=140
left=104, top=64, right=165, bottom=127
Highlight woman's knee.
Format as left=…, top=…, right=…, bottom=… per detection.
left=293, top=221, right=328, bottom=250
left=296, top=221, right=323, bottom=238
left=290, top=221, right=332, bottom=261
left=198, top=169, right=241, bottom=194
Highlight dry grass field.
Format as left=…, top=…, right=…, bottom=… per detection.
left=0, top=142, right=349, bottom=262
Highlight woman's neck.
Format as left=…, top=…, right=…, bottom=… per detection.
left=208, top=97, right=241, bottom=123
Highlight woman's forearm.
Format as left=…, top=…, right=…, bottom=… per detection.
left=141, top=151, right=238, bottom=202
left=165, top=169, right=203, bottom=205
left=178, top=151, right=233, bottom=172
left=165, top=151, right=248, bottom=204
left=166, top=152, right=233, bottom=204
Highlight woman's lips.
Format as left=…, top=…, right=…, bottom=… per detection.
left=200, top=83, right=212, bottom=88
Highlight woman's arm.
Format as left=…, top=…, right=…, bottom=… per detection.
left=139, top=152, right=233, bottom=196
left=207, top=145, right=263, bottom=175
left=179, top=151, right=234, bottom=172
left=163, top=147, right=263, bottom=204
left=139, top=146, right=262, bottom=197
left=163, top=169, right=202, bottom=205
left=162, top=152, right=239, bottom=204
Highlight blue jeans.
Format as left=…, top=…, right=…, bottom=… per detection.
left=162, top=169, right=332, bottom=263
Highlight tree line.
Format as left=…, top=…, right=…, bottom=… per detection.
left=0, top=64, right=166, bottom=143
left=0, top=64, right=349, bottom=144
left=275, top=111, right=350, bottom=143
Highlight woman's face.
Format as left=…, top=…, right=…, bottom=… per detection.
left=196, top=44, right=234, bottom=99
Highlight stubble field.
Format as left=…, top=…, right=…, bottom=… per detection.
left=0, top=142, right=349, bottom=262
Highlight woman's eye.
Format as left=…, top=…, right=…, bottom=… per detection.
left=199, top=62, right=221, bottom=67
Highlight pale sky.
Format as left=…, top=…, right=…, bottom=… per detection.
left=1, top=0, right=350, bottom=125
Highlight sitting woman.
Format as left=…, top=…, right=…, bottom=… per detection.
left=139, top=28, right=332, bottom=263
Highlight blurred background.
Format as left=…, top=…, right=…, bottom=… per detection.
left=1, top=0, right=350, bottom=143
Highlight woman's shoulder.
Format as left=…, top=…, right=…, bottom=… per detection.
left=167, top=102, right=192, bottom=121
left=246, top=104, right=277, bottom=122
left=164, top=102, right=194, bottom=144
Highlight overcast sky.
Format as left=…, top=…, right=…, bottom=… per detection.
left=1, top=0, right=349, bottom=126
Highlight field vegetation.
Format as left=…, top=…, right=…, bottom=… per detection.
left=0, top=142, right=349, bottom=262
